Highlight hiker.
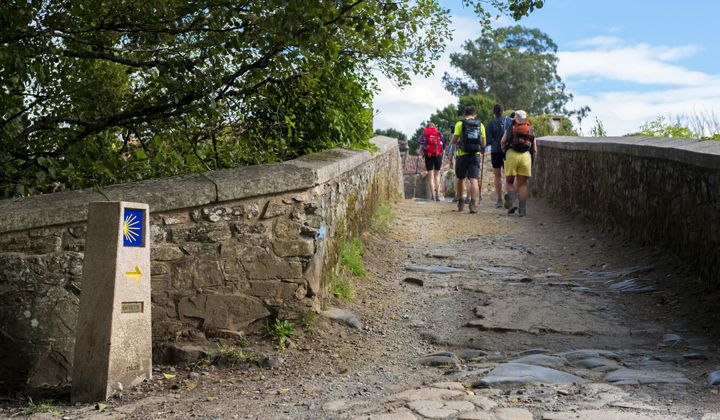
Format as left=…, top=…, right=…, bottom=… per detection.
left=501, top=110, right=537, bottom=217
left=421, top=122, right=444, bottom=201
left=451, top=106, right=486, bottom=213
left=487, top=104, right=512, bottom=208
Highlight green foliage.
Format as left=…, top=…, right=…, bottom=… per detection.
left=235, top=337, right=250, bottom=348
left=589, top=117, right=608, bottom=137
left=374, top=128, right=408, bottom=142
left=371, top=199, right=394, bottom=233
left=444, top=26, right=586, bottom=118
left=214, top=346, right=259, bottom=366
left=302, top=311, right=317, bottom=333
left=458, top=94, right=497, bottom=126
left=637, top=117, right=695, bottom=138
left=1, top=1, right=543, bottom=198
left=10, top=398, right=60, bottom=417
left=530, top=114, right=578, bottom=137
left=329, top=273, right=355, bottom=302
left=413, top=93, right=495, bottom=144
left=340, top=237, right=366, bottom=278
left=264, top=319, right=295, bottom=352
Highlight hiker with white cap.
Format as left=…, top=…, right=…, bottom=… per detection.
left=501, top=110, right=537, bottom=217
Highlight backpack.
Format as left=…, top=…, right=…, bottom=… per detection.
left=489, top=116, right=510, bottom=150
left=423, top=127, right=443, bottom=157
left=509, top=119, right=534, bottom=153
left=460, top=119, right=482, bottom=153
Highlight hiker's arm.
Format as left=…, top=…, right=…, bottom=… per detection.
left=533, top=137, right=539, bottom=157
left=500, top=131, right=508, bottom=150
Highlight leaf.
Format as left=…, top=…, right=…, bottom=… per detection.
left=206, top=396, right=217, bottom=401
left=95, top=403, right=107, bottom=412
left=162, top=373, right=176, bottom=380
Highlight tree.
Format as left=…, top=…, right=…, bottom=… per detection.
left=1, top=1, right=543, bottom=198
left=443, top=25, right=579, bottom=116
left=374, top=128, right=408, bottom=142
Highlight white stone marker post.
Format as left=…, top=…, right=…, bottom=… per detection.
left=72, top=201, right=152, bottom=402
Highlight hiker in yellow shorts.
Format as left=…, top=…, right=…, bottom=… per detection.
left=501, top=110, right=538, bottom=217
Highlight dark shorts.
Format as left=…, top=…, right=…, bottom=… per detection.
left=455, top=154, right=480, bottom=179
left=424, top=155, right=442, bottom=171
left=491, top=152, right=504, bottom=169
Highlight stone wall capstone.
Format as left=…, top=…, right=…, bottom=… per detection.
left=534, top=136, right=720, bottom=284
left=0, top=136, right=402, bottom=392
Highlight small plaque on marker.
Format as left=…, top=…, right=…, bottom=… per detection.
left=121, top=302, right=144, bottom=313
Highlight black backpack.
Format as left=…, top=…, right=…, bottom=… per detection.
left=460, top=119, right=482, bottom=153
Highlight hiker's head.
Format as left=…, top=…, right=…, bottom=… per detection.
left=514, top=110, right=527, bottom=124
left=493, top=104, right=504, bottom=118
left=427, top=122, right=437, bottom=129
left=463, top=106, right=476, bottom=117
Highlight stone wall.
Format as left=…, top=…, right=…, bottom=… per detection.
left=0, top=136, right=402, bottom=392
left=534, top=136, right=720, bottom=283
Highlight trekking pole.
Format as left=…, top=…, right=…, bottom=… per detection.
left=478, top=151, right=486, bottom=201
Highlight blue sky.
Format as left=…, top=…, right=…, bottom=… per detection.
left=373, top=0, right=720, bottom=136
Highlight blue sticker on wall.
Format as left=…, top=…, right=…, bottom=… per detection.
left=122, top=208, right=144, bottom=247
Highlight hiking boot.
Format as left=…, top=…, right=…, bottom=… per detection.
left=503, top=193, right=512, bottom=209
left=495, top=199, right=503, bottom=208
left=457, top=199, right=464, bottom=212
left=435, top=191, right=440, bottom=201
left=469, top=199, right=477, bottom=214
left=518, top=201, right=527, bottom=217
left=508, top=205, right=518, bottom=215
left=464, top=197, right=471, bottom=204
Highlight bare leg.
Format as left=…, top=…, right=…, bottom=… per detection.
left=456, top=177, right=465, bottom=200
left=505, top=175, right=517, bottom=213
left=493, top=168, right=503, bottom=203
left=517, top=176, right=528, bottom=202
left=469, top=178, right=479, bottom=203
left=427, top=171, right=436, bottom=199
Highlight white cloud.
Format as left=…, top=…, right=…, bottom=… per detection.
left=560, top=38, right=720, bottom=135
left=374, top=23, right=720, bottom=138
left=372, top=14, right=487, bottom=136
left=558, top=44, right=708, bottom=86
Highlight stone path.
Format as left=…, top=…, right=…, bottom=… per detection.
left=8, top=177, right=720, bottom=419
left=326, top=195, right=720, bottom=420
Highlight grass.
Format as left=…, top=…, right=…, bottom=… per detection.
left=214, top=345, right=258, bottom=366
left=371, top=199, right=394, bottom=233
left=302, top=311, right=317, bottom=333
left=10, top=398, right=60, bottom=417
left=340, top=237, right=366, bottom=278
left=264, top=318, right=295, bottom=352
left=329, top=272, right=355, bottom=302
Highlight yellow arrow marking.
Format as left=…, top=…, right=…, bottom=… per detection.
left=125, top=266, right=142, bottom=283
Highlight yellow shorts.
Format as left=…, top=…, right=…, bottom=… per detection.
left=505, top=150, right=532, bottom=177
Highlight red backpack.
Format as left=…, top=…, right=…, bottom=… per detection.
left=423, top=127, right=442, bottom=157
left=509, top=119, right=534, bottom=153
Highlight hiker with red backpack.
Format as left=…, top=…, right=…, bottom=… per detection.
left=421, top=122, right=444, bottom=201
left=501, top=110, right=537, bottom=217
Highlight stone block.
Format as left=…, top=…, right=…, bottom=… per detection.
left=261, top=199, right=288, bottom=219
left=242, top=255, right=303, bottom=280
left=272, top=239, right=315, bottom=258
left=151, top=245, right=185, bottom=261
left=172, top=223, right=231, bottom=243
left=178, top=294, right=269, bottom=330
left=170, top=247, right=223, bottom=290
left=204, top=163, right=316, bottom=202
left=249, top=281, right=302, bottom=300
left=0, top=233, right=62, bottom=254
